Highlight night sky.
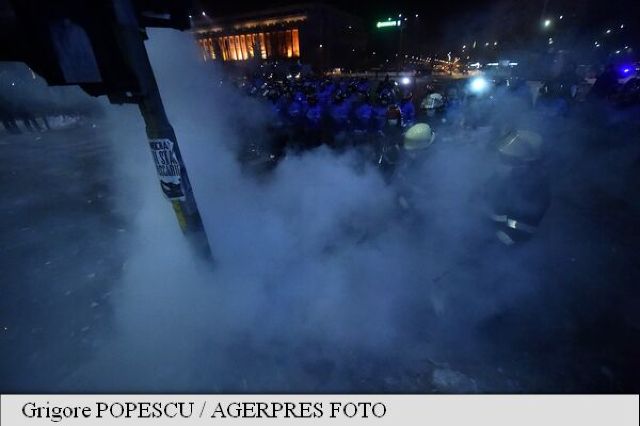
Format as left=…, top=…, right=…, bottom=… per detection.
left=197, top=0, right=639, bottom=50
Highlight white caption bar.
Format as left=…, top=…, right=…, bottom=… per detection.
left=1, top=395, right=638, bottom=425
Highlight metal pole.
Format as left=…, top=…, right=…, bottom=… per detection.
left=112, top=0, right=212, bottom=258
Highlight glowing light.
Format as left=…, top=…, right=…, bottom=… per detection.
left=469, top=77, right=489, bottom=94
left=462, top=45, right=466, bottom=49
left=544, top=19, right=551, bottom=27
left=615, top=50, right=621, bottom=54
left=319, top=44, right=323, bottom=48
left=377, top=20, right=400, bottom=28
left=201, top=11, right=206, bottom=16
left=620, top=24, right=624, bottom=29
left=401, top=77, right=411, bottom=85
left=606, top=29, right=611, bottom=34
left=415, top=14, right=419, bottom=18
left=559, top=15, right=563, bottom=20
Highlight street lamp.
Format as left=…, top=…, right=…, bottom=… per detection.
left=543, top=19, right=551, bottom=28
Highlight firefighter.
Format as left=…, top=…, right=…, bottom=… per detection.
left=485, top=130, right=550, bottom=246
left=377, top=122, right=436, bottom=185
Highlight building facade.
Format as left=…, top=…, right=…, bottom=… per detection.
left=192, top=3, right=366, bottom=71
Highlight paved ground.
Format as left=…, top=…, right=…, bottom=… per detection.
left=0, top=123, right=128, bottom=391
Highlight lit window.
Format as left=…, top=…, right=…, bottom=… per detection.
left=292, top=29, right=300, bottom=57
left=259, top=33, right=267, bottom=59
left=286, top=30, right=293, bottom=58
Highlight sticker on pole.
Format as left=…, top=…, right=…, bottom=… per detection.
left=149, top=138, right=185, bottom=200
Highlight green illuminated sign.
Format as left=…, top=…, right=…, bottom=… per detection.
left=376, top=20, right=401, bottom=28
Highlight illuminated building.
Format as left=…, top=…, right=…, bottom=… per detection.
left=192, top=3, right=365, bottom=70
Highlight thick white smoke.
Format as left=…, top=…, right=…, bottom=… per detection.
left=57, top=29, right=639, bottom=393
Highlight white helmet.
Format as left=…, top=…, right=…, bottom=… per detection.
left=421, top=93, right=445, bottom=110
left=404, top=123, right=435, bottom=150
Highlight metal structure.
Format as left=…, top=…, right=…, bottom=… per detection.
left=0, top=0, right=211, bottom=257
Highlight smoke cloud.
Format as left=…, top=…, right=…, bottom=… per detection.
left=2, top=27, right=638, bottom=393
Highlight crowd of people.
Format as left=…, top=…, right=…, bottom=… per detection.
left=238, top=73, right=426, bottom=152
left=231, top=62, right=638, bottom=246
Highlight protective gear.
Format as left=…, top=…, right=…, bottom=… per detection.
left=421, top=93, right=445, bottom=112
left=486, top=130, right=549, bottom=246
left=497, top=130, right=543, bottom=164
left=403, top=123, right=435, bottom=150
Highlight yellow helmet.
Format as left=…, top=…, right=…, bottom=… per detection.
left=403, top=123, right=435, bottom=151
left=498, top=130, right=543, bottom=162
